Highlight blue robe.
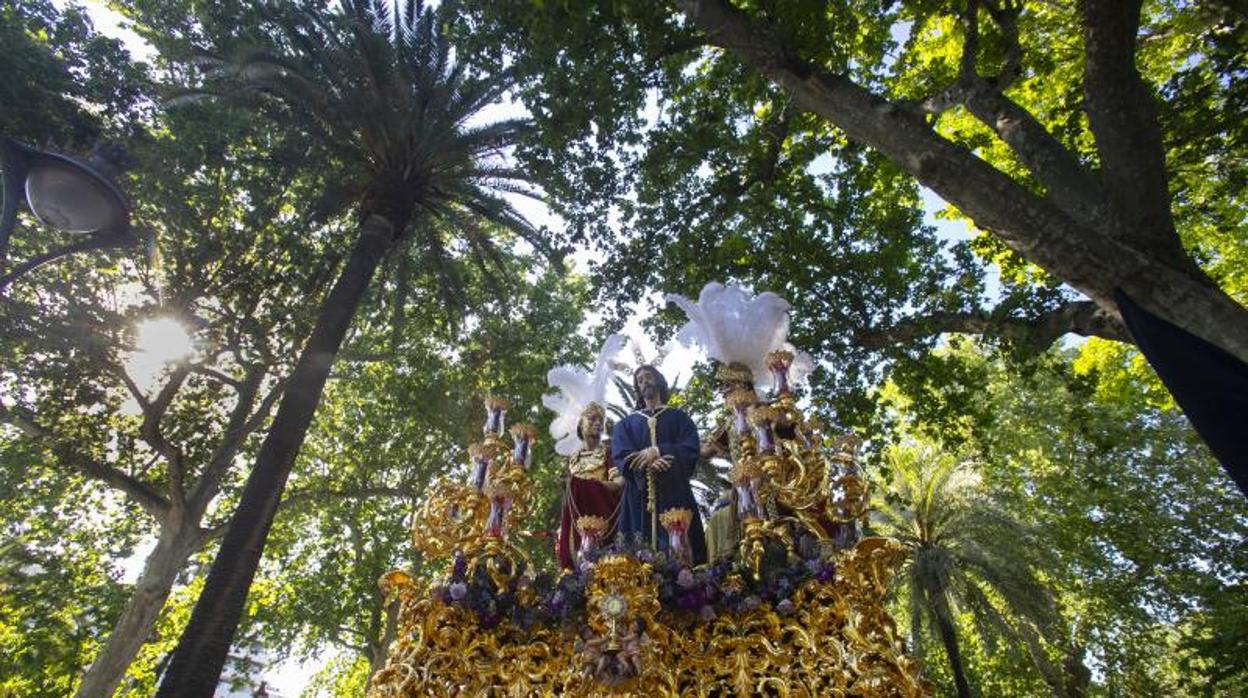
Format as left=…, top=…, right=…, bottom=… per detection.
left=611, top=406, right=707, bottom=565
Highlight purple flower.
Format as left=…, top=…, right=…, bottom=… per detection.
left=449, top=582, right=468, bottom=602
left=548, top=590, right=566, bottom=615
left=637, top=548, right=655, bottom=563
left=741, top=595, right=761, bottom=612
left=805, top=558, right=822, bottom=575
left=776, top=599, right=795, bottom=615
left=452, top=554, right=467, bottom=579
left=816, top=565, right=836, bottom=583
left=677, top=568, right=696, bottom=589
left=699, top=605, right=717, bottom=622
left=660, top=582, right=677, bottom=601
left=676, top=585, right=708, bottom=610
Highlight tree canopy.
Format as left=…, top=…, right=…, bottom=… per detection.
left=1, top=1, right=1245, bottom=696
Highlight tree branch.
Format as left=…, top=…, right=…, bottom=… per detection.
left=914, top=0, right=1022, bottom=114
left=0, top=404, right=171, bottom=518
left=190, top=365, right=242, bottom=390
left=187, top=365, right=268, bottom=519
left=914, top=2, right=1111, bottom=232
left=982, top=0, right=1024, bottom=89
left=116, top=368, right=151, bottom=413
left=855, top=301, right=1130, bottom=355
left=961, top=0, right=982, bottom=80
left=959, top=86, right=1111, bottom=232
left=139, top=365, right=192, bottom=506
left=1079, top=0, right=1185, bottom=261
left=199, top=485, right=416, bottom=541
left=673, top=0, right=1248, bottom=367
left=675, top=0, right=1124, bottom=298
left=241, top=376, right=286, bottom=435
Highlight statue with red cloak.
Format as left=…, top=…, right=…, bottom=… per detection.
left=543, top=335, right=628, bottom=569
left=556, top=402, right=623, bottom=569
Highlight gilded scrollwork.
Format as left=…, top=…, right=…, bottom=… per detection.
left=371, top=539, right=926, bottom=697
left=368, top=383, right=928, bottom=697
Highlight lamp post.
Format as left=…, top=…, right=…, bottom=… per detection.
left=0, top=134, right=135, bottom=290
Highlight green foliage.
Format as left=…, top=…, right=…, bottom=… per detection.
left=299, top=653, right=371, bottom=698
left=161, top=0, right=561, bottom=312
left=0, top=475, right=132, bottom=698
left=452, top=0, right=1248, bottom=423
left=1, top=1, right=1244, bottom=696
left=869, top=441, right=1063, bottom=696
left=452, top=0, right=992, bottom=422
left=0, top=0, right=150, bottom=147
left=878, top=340, right=1248, bottom=695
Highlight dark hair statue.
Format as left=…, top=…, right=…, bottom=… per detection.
left=632, top=365, right=671, bottom=410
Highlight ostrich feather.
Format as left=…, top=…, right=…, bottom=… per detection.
left=544, top=334, right=627, bottom=456
left=665, top=282, right=814, bottom=388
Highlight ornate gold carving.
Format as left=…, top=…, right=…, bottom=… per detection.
left=370, top=539, right=927, bottom=697
left=370, top=388, right=925, bottom=696
left=657, top=507, right=691, bottom=532
left=576, top=515, right=608, bottom=538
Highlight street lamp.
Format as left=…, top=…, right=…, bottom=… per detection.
left=0, top=134, right=135, bottom=290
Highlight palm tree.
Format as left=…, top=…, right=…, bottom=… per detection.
left=155, top=2, right=550, bottom=694
left=871, top=444, right=1064, bottom=698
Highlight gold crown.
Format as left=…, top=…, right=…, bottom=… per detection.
left=765, top=350, right=794, bottom=371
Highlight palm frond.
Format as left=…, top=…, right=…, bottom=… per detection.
left=876, top=441, right=1066, bottom=689
left=173, top=0, right=544, bottom=333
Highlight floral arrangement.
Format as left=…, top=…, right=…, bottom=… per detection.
left=430, top=532, right=837, bottom=631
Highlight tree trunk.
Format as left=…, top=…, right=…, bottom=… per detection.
left=75, top=522, right=203, bottom=698
left=930, top=591, right=973, bottom=698
left=156, top=214, right=400, bottom=697
left=1063, top=644, right=1091, bottom=698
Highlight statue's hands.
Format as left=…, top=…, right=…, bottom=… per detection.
left=649, top=454, right=673, bottom=472
left=626, top=446, right=658, bottom=468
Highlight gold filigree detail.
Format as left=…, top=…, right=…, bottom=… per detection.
left=371, top=384, right=925, bottom=696
left=369, top=539, right=928, bottom=697
left=576, top=515, right=608, bottom=538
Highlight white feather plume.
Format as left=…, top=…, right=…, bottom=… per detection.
left=665, top=282, right=814, bottom=388
left=543, top=334, right=627, bottom=456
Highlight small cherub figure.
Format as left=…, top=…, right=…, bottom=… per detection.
left=613, top=621, right=647, bottom=679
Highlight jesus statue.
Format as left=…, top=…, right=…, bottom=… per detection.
left=611, top=365, right=707, bottom=565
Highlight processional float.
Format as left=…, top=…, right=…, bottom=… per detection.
left=369, top=283, right=928, bottom=696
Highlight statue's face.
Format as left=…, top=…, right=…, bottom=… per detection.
left=635, top=367, right=663, bottom=401
left=584, top=412, right=603, bottom=438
